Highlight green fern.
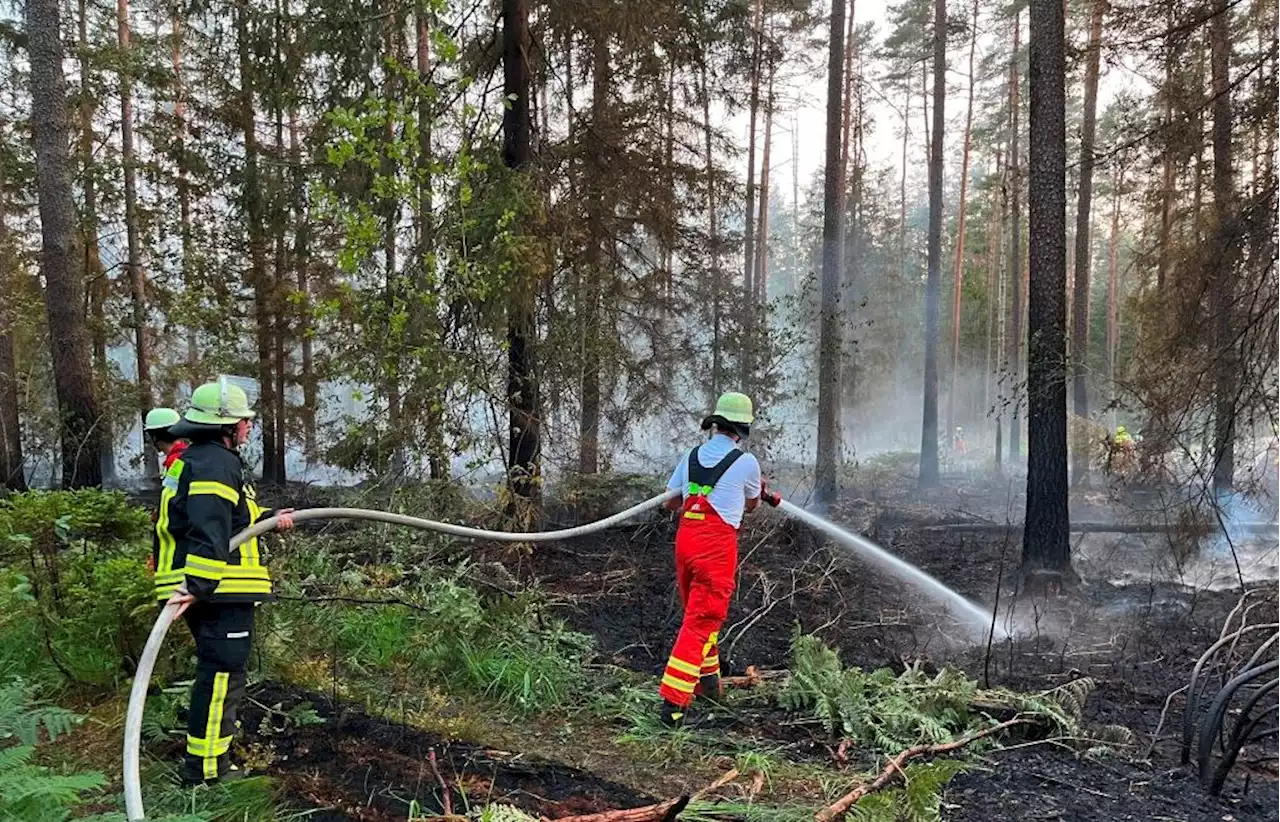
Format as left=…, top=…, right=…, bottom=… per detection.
left=0, top=680, right=80, bottom=746
left=780, top=634, right=985, bottom=753
left=845, top=760, right=970, bottom=822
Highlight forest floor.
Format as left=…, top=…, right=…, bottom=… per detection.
left=118, top=467, right=1279, bottom=821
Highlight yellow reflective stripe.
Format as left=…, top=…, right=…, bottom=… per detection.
left=221, top=565, right=271, bottom=579
left=203, top=673, right=230, bottom=779
left=666, top=657, right=701, bottom=677
left=189, top=481, right=240, bottom=504
left=683, top=512, right=706, bottom=520
left=156, top=458, right=182, bottom=579
left=701, top=656, right=720, bottom=669
left=153, top=570, right=185, bottom=583
left=661, top=673, right=697, bottom=693
left=184, top=556, right=227, bottom=580
left=214, top=579, right=273, bottom=594
left=185, top=734, right=232, bottom=756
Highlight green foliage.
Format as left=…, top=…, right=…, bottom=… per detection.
left=0, top=491, right=162, bottom=688
left=847, top=760, right=971, bottom=822
left=780, top=634, right=981, bottom=751
left=780, top=633, right=1107, bottom=756
left=0, top=680, right=80, bottom=747
left=264, top=546, right=594, bottom=712
left=0, top=745, right=106, bottom=822
left=0, top=490, right=149, bottom=561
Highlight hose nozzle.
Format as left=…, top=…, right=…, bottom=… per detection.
left=761, top=482, right=782, bottom=508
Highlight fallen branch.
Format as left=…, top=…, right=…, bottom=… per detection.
left=543, top=767, right=739, bottom=822
left=721, top=665, right=787, bottom=689
left=541, top=797, right=689, bottom=822
left=814, top=718, right=1030, bottom=822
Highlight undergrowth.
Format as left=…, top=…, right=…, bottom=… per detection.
left=260, top=534, right=595, bottom=712
left=780, top=632, right=1121, bottom=753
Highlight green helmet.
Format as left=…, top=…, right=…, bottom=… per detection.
left=709, top=392, right=754, bottom=424
left=144, top=407, right=181, bottom=432
left=184, top=380, right=256, bottom=425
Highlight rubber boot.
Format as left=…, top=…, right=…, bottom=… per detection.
left=698, top=674, right=723, bottom=703
left=658, top=700, right=686, bottom=729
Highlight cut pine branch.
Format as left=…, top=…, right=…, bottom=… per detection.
left=542, top=797, right=689, bottom=822
left=815, top=718, right=1029, bottom=821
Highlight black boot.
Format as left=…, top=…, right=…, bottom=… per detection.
left=658, top=700, right=686, bottom=728
left=698, top=674, right=723, bottom=703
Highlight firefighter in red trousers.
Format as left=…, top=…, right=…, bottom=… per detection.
left=658, top=392, right=781, bottom=727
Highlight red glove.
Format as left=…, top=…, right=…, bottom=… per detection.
left=761, top=480, right=782, bottom=507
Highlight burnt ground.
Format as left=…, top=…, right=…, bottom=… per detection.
left=155, top=478, right=1278, bottom=821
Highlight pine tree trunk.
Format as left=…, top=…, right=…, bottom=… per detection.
left=702, top=58, right=723, bottom=402
left=28, top=0, right=104, bottom=488
left=578, top=31, right=608, bottom=475
left=900, top=88, right=910, bottom=280
left=816, top=0, right=847, bottom=504
left=1209, top=0, right=1237, bottom=493
left=117, top=0, right=157, bottom=478
left=1069, top=0, right=1104, bottom=488
left=740, top=0, right=764, bottom=387
left=415, top=6, right=447, bottom=480
left=173, top=10, right=197, bottom=372
left=1105, top=167, right=1121, bottom=432
left=1008, top=15, right=1024, bottom=462
left=0, top=169, right=25, bottom=491
left=79, top=0, right=115, bottom=483
left=1022, top=0, right=1072, bottom=580
left=919, top=0, right=946, bottom=489
left=503, top=0, right=540, bottom=508
left=754, top=45, right=775, bottom=306
left=948, top=0, right=979, bottom=447
left=236, top=0, right=278, bottom=484
left=289, top=110, right=316, bottom=456
left=270, top=50, right=288, bottom=483
left=985, top=147, right=1005, bottom=448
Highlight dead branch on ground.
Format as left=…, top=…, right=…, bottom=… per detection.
left=814, top=717, right=1030, bottom=822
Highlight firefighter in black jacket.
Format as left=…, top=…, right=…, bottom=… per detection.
left=154, top=380, right=294, bottom=784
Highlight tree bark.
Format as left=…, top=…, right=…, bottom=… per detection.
left=816, top=0, right=847, bottom=505
left=754, top=36, right=775, bottom=306
left=985, top=147, right=1004, bottom=439
left=740, top=0, right=765, bottom=388
left=415, top=6, right=447, bottom=480
left=919, top=0, right=945, bottom=489
left=1209, top=0, right=1237, bottom=494
left=29, top=0, right=104, bottom=488
left=1156, top=9, right=1175, bottom=291
left=236, top=0, right=279, bottom=484
left=0, top=166, right=25, bottom=491
left=79, top=0, right=115, bottom=484
left=1008, top=15, right=1024, bottom=462
left=948, top=0, right=979, bottom=446
left=117, top=0, right=157, bottom=478
left=1105, top=167, right=1121, bottom=432
left=578, top=30, right=608, bottom=475
left=701, top=58, right=723, bottom=402
left=289, top=110, right=316, bottom=456
left=173, top=9, right=197, bottom=372
left=1022, top=0, right=1072, bottom=579
left=503, top=0, right=540, bottom=508
left=1069, top=0, right=1105, bottom=488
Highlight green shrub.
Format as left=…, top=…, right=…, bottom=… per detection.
left=0, top=491, right=165, bottom=689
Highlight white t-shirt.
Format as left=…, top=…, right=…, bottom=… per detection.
left=666, top=434, right=762, bottom=529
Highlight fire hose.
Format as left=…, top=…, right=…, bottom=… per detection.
left=122, top=489, right=678, bottom=820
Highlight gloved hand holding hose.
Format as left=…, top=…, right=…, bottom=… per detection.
left=761, top=479, right=782, bottom=507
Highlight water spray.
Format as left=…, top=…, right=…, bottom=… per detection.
left=776, top=498, right=1006, bottom=641
left=123, top=487, right=1002, bottom=818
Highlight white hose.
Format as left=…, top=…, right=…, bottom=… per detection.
left=122, top=489, right=677, bottom=819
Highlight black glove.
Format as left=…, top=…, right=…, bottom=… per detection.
left=761, top=480, right=782, bottom=508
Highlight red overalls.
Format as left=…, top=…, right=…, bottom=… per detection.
left=659, top=447, right=743, bottom=708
